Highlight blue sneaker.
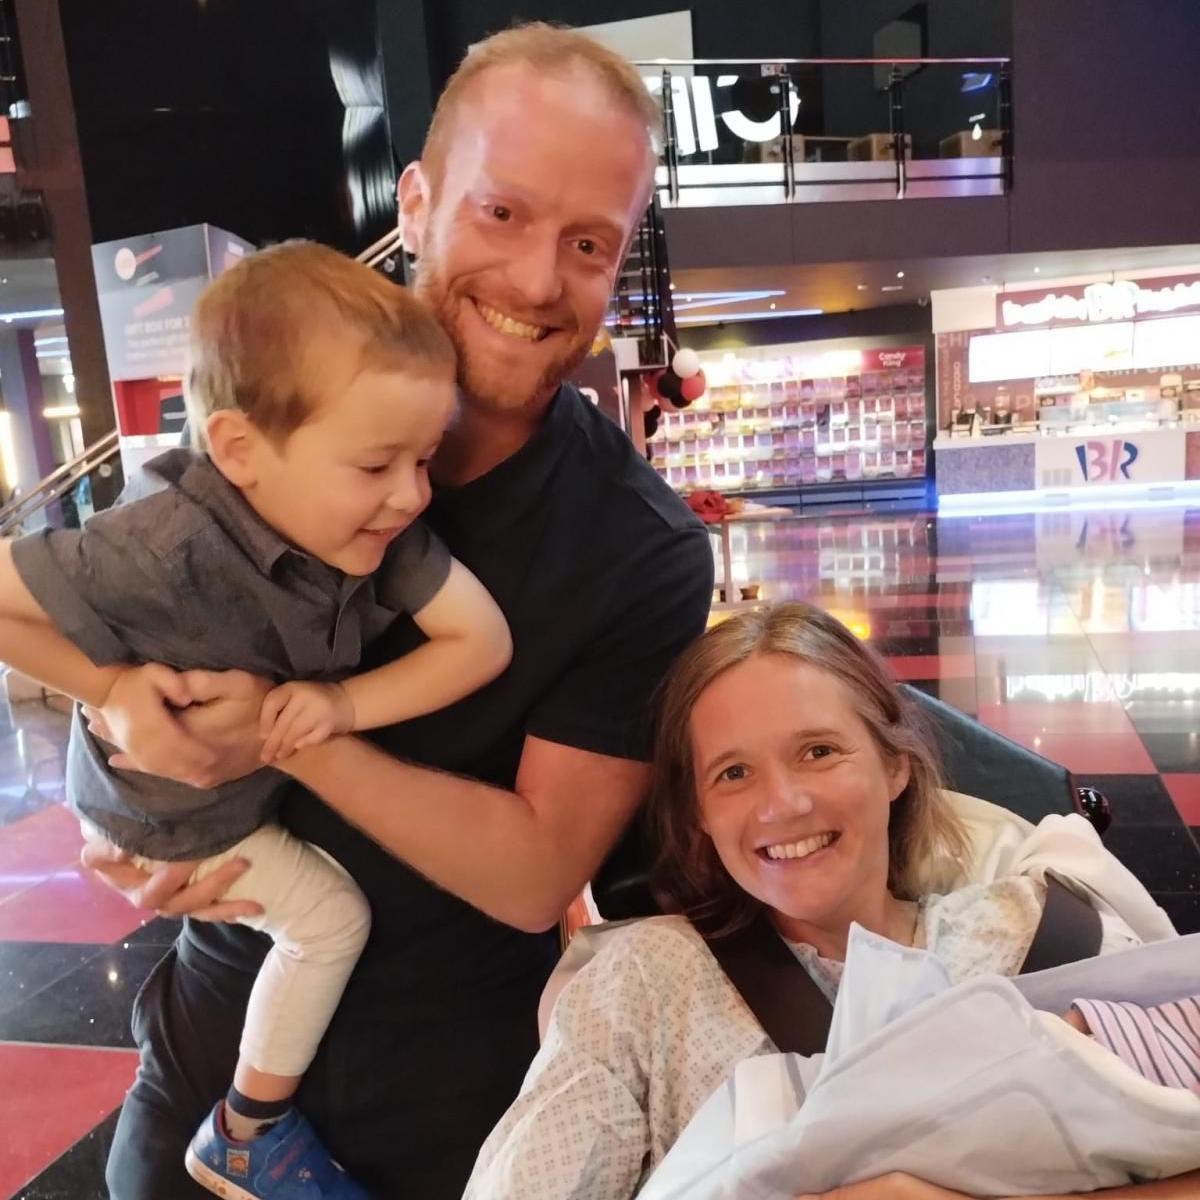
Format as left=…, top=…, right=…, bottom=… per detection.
left=185, top=1103, right=370, bottom=1199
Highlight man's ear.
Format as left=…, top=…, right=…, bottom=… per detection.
left=397, top=161, right=431, bottom=259
left=205, top=410, right=262, bottom=489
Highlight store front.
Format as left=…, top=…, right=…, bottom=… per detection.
left=932, top=269, right=1200, bottom=510
left=645, top=337, right=932, bottom=505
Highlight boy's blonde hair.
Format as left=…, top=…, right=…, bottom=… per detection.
left=422, top=21, right=662, bottom=188
left=186, top=241, right=455, bottom=445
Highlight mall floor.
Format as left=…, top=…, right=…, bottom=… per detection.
left=2, top=503, right=1200, bottom=1198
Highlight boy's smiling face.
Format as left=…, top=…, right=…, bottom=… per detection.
left=209, top=331, right=456, bottom=576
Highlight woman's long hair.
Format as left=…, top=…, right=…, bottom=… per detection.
left=649, top=602, right=970, bottom=936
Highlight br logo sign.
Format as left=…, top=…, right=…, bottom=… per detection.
left=1075, top=439, right=1139, bottom=483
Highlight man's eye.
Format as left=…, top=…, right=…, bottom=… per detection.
left=576, top=238, right=597, bottom=256
left=359, top=464, right=389, bottom=475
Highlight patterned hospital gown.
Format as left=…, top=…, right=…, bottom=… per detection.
left=464, top=878, right=1139, bottom=1200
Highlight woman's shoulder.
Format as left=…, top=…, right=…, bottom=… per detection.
left=920, top=876, right=1048, bottom=982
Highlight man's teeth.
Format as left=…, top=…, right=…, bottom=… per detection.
left=764, top=832, right=836, bottom=861
left=477, top=301, right=546, bottom=342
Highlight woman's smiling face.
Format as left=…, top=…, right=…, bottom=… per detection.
left=689, top=652, right=909, bottom=944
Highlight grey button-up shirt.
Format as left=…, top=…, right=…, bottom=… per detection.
left=11, top=448, right=451, bottom=860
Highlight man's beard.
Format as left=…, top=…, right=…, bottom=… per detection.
left=414, top=261, right=593, bottom=416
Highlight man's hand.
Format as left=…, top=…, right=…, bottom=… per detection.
left=86, top=668, right=272, bottom=789
left=795, top=1175, right=972, bottom=1200
left=259, top=681, right=354, bottom=763
left=80, top=837, right=263, bottom=921
left=98, top=663, right=217, bottom=785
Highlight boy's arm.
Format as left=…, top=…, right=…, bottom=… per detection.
left=0, top=539, right=124, bottom=706
left=342, top=557, right=512, bottom=729
left=0, top=538, right=213, bottom=780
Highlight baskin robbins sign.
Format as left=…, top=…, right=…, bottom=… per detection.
left=1035, top=428, right=1185, bottom=489
left=999, top=275, right=1200, bottom=329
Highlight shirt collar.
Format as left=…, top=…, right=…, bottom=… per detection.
left=146, top=448, right=295, bottom=577
left=427, top=385, right=579, bottom=537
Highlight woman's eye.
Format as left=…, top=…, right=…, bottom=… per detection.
left=490, top=204, right=512, bottom=222
left=718, top=763, right=747, bottom=784
left=804, top=744, right=836, bottom=761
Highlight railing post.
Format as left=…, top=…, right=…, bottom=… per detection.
left=999, top=61, right=1013, bottom=192
left=661, top=68, right=680, bottom=204
left=888, top=65, right=907, bottom=199
left=777, top=69, right=796, bottom=199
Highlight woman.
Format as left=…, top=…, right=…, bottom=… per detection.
left=464, top=603, right=1193, bottom=1200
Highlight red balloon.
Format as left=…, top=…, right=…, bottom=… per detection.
left=679, top=369, right=707, bottom=403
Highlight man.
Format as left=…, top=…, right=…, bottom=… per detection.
left=89, top=23, right=714, bottom=1200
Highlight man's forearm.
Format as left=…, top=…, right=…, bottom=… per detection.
left=281, top=736, right=569, bottom=932
left=1033, top=1173, right=1200, bottom=1200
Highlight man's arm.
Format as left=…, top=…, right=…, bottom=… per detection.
left=280, top=731, right=646, bottom=932
left=794, top=1170, right=1200, bottom=1200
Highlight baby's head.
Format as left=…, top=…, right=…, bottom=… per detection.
left=187, top=241, right=457, bottom=576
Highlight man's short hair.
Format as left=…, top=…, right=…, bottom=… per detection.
left=186, top=241, right=455, bottom=445
left=422, top=21, right=663, bottom=185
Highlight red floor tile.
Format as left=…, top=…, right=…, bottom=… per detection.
left=1162, top=774, right=1200, bottom=825
left=0, top=804, right=84, bottom=906
left=977, top=701, right=1136, bottom=736
left=885, top=654, right=976, bottom=681
left=0, top=1042, right=136, bottom=1197
left=0, top=862, right=154, bottom=944
left=973, top=725, right=1156, bottom=775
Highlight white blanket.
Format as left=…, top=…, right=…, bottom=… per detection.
left=638, top=929, right=1200, bottom=1199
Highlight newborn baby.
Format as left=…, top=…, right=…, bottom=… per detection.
left=1065, top=995, right=1200, bottom=1094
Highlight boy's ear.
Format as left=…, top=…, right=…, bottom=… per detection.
left=398, top=161, right=430, bottom=259
left=205, top=410, right=261, bottom=488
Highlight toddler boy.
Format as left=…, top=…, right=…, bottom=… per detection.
left=0, top=242, right=512, bottom=1198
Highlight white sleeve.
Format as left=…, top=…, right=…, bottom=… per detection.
left=463, top=932, right=655, bottom=1200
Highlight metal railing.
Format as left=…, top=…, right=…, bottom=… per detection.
left=635, top=55, right=1013, bottom=207
left=0, top=429, right=119, bottom=536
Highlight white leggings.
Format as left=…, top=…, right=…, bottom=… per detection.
left=95, top=822, right=372, bottom=1079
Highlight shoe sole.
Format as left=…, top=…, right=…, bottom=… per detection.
left=185, top=1145, right=261, bottom=1200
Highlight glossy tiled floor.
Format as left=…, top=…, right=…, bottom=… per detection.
left=3, top=503, right=1200, bottom=1197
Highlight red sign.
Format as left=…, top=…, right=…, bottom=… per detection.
left=998, top=274, right=1200, bottom=329
left=859, top=346, right=924, bottom=372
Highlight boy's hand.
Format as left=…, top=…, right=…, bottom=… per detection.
left=98, top=664, right=218, bottom=786
left=259, top=681, right=354, bottom=763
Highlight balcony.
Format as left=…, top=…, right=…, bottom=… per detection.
left=637, top=56, right=1012, bottom=209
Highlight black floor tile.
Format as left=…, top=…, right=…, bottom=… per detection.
left=0, top=942, right=107, bottom=1018
left=1154, top=892, right=1200, bottom=936
left=121, top=916, right=183, bottom=948
left=1102, top=825, right=1200, bottom=894
left=0, top=944, right=165, bottom=1048
left=1134, top=731, right=1200, bottom=773
left=1071, top=774, right=1191, bottom=829
left=14, top=1108, right=119, bottom=1200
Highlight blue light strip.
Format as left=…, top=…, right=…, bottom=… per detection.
left=938, top=479, right=1200, bottom=516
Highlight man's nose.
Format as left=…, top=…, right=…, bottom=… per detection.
left=504, top=229, right=564, bottom=310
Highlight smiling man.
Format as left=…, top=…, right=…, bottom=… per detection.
left=93, top=22, right=714, bottom=1200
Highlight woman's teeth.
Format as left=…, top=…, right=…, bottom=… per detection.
left=477, top=301, right=547, bottom=342
left=763, top=832, right=837, bottom=861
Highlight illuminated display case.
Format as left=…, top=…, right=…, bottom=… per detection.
left=648, top=346, right=929, bottom=494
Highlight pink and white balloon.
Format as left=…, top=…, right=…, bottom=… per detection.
left=672, top=347, right=702, bottom=379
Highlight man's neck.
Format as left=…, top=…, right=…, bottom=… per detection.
left=432, top=390, right=558, bottom=487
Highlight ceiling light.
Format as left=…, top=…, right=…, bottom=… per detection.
left=669, top=282, right=676, bottom=290
left=769, top=302, right=776, bottom=310
left=856, top=284, right=868, bottom=291
left=896, top=271, right=905, bottom=279
left=971, top=122, right=983, bottom=141
left=1033, top=267, right=1041, bottom=274
left=0, top=307, right=65, bottom=323
left=881, top=284, right=904, bottom=292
